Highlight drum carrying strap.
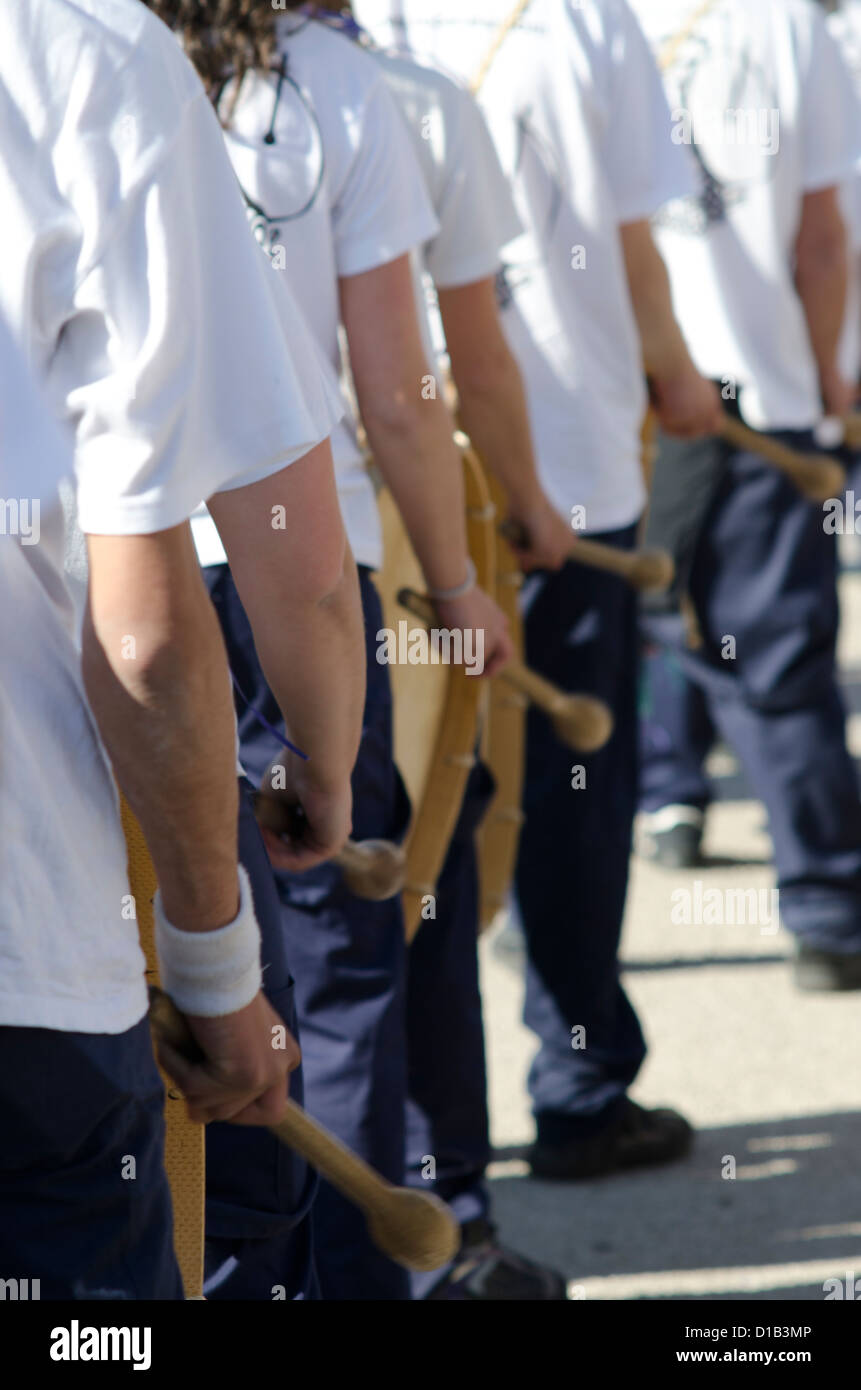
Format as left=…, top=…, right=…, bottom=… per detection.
left=470, top=0, right=536, bottom=95
left=657, top=0, right=722, bottom=72
left=120, top=795, right=206, bottom=1299
left=470, top=0, right=720, bottom=96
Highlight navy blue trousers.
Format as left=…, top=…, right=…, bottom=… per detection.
left=0, top=1016, right=182, bottom=1299
left=640, top=439, right=861, bottom=953
left=404, top=760, right=495, bottom=1297
left=204, top=564, right=411, bottom=1301
left=514, top=526, right=646, bottom=1140
left=203, top=779, right=318, bottom=1300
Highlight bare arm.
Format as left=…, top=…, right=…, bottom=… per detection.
left=83, top=523, right=241, bottom=932
left=208, top=439, right=365, bottom=869
left=341, top=256, right=512, bottom=675
left=340, top=255, right=470, bottom=592
left=83, top=522, right=299, bottom=1125
left=438, top=276, right=572, bottom=570
left=620, top=219, right=721, bottom=438
left=794, top=186, right=854, bottom=416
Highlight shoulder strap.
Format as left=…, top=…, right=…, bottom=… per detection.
left=470, top=0, right=536, bottom=94
left=658, top=0, right=722, bottom=72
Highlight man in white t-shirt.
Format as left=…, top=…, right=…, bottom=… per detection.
left=0, top=0, right=363, bottom=1298
left=358, top=0, right=722, bottom=1181
left=630, top=0, right=861, bottom=993
left=360, top=32, right=574, bottom=1298
left=145, top=0, right=523, bottom=1301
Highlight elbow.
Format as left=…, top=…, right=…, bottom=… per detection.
left=358, top=376, right=433, bottom=449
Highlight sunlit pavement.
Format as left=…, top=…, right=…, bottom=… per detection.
left=479, top=570, right=861, bottom=1302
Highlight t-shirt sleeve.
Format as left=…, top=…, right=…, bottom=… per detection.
left=799, top=6, right=861, bottom=194
left=598, top=0, right=694, bottom=224
left=331, top=73, right=440, bottom=278
left=51, top=90, right=343, bottom=536
left=424, top=82, right=523, bottom=289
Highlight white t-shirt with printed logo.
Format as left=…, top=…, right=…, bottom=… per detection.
left=191, top=15, right=440, bottom=571
left=0, top=0, right=343, bottom=1033
left=629, top=0, right=861, bottom=430
left=357, top=0, right=692, bottom=534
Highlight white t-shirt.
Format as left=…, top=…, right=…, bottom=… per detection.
left=191, top=15, right=439, bottom=571
left=828, top=0, right=861, bottom=242
left=372, top=48, right=523, bottom=366
left=0, top=317, right=147, bottom=1034
left=0, top=0, right=343, bottom=1033
left=373, top=51, right=523, bottom=290
left=827, top=0, right=861, bottom=382
left=629, top=0, right=861, bottom=430
left=357, top=0, right=692, bottom=534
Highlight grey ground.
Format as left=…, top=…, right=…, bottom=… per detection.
left=479, top=569, right=861, bottom=1301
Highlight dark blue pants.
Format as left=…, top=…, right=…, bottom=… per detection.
left=640, top=440, right=861, bottom=953
left=640, top=644, right=714, bottom=814
left=404, top=760, right=495, bottom=1297
left=0, top=1016, right=182, bottom=1299
left=203, top=779, right=318, bottom=1300
left=204, top=564, right=411, bottom=1301
left=514, top=526, right=646, bottom=1140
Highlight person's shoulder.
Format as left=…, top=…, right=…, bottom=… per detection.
left=4, top=0, right=202, bottom=122
left=374, top=49, right=475, bottom=121
left=277, top=14, right=390, bottom=100
left=12, top=0, right=164, bottom=72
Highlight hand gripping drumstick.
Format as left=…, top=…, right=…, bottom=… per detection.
left=718, top=413, right=846, bottom=502
left=397, top=588, right=613, bottom=753
left=148, top=988, right=460, bottom=1273
left=498, top=519, right=675, bottom=594
left=253, top=792, right=406, bottom=901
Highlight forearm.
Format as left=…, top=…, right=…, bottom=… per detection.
left=620, top=219, right=694, bottom=381
left=83, top=533, right=240, bottom=932
left=452, top=348, right=543, bottom=514
left=796, top=249, right=848, bottom=389
left=361, top=390, right=472, bottom=592
left=246, top=543, right=365, bottom=793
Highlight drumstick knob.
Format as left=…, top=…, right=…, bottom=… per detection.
left=253, top=793, right=406, bottom=901
left=335, top=837, right=408, bottom=902
left=498, top=671, right=614, bottom=752
left=549, top=694, right=615, bottom=753
left=627, top=548, right=676, bottom=592
left=149, top=988, right=458, bottom=1272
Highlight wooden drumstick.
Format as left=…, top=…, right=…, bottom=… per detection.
left=397, top=588, right=614, bottom=753
left=839, top=412, right=861, bottom=450
left=499, top=519, right=675, bottom=593
left=718, top=413, right=845, bottom=502
left=148, top=989, right=459, bottom=1273
left=253, top=792, right=406, bottom=901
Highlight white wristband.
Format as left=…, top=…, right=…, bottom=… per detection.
left=154, top=866, right=262, bottom=1017
left=428, top=558, right=477, bottom=602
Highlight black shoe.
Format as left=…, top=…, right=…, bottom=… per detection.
left=793, top=942, right=861, bottom=992
left=640, top=806, right=704, bottom=869
left=529, top=1099, right=693, bottom=1181
left=426, top=1219, right=567, bottom=1300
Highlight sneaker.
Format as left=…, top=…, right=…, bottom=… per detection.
left=529, top=1099, right=693, bottom=1181
left=793, top=941, right=861, bottom=992
left=640, top=804, right=704, bottom=869
left=426, top=1219, right=567, bottom=1300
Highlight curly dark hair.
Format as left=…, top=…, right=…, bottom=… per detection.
left=141, top=2, right=306, bottom=100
